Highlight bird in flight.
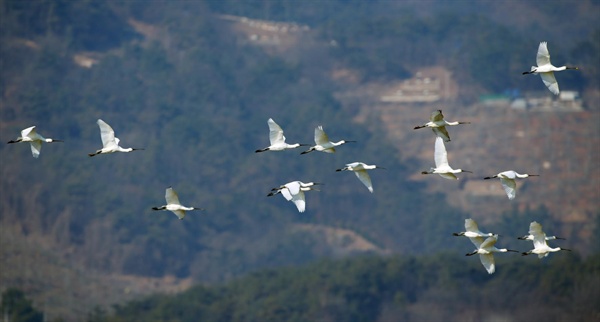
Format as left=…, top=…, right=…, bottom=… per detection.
left=421, top=137, right=472, bottom=180
left=336, top=162, right=385, bottom=193
left=414, top=110, right=470, bottom=142
left=522, top=41, right=578, bottom=95
left=521, top=221, right=571, bottom=258
left=7, top=126, right=63, bottom=158
left=268, top=181, right=321, bottom=213
left=89, top=119, right=144, bottom=157
left=255, top=118, right=308, bottom=153
left=152, top=187, right=203, bottom=220
left=484, top=170, right=538, bottom=200
left=301, top=126, right=355, bottom=154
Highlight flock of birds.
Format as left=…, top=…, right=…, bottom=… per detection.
left=7, top=42, right=577, bottom=273
left=454, top=219, right=570, bottom=274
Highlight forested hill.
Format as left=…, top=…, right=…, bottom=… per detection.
left=0, top=1, right=598, bottom=320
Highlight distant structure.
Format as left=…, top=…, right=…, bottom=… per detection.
left=380, top=67, right=456, bottom=103
left=218, top=14, right=310, bottom=46
left=481, top=91, right=584, bottom=112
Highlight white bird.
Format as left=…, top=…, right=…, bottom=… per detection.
left=267, top=181, right=321, bottom=213
left=414, top=110, right=470, bottom=142
left=465, top=235, right=519, bottom=274
left=453, top=218, right=496, bottom=238
left=7, top=126, right=63, bottom=158
left=152, top=187, right=203, bottom=220
left=518, top=221, right=565, bottom=241
left=301, top=125, right=355, bottom=154
left=88, top=119, right=144, bottom=157
left=421, top=136, right=472, bottom=180
left=336, top=162, right=385, bottom=193
left=484, top=170, right=538, bottom=200
left=522, top=41, right=578, bottom=95
left=255, top=118, right=308, bottom=153
left=521, top=221, right=571, bottom=258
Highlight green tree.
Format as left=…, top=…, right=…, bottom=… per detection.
left=0, top=288, right=43, bottom=322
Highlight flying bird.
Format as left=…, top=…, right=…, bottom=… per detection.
left=518, top=221, right=565, bottom=241
left=522, top=41, right=579, bottom=95
left=7, top=126, right=63, bottom=158
left=152, top=187, right=203, bottom=220
left=414, top=110, right=470, bottom=142
left=421, top=136, right=472, bottom=180
left=484, top=170, right=538, bottom=200
left=336, top=162, right=385, bottom=193
left=521, top=221, right=571, bottom=258
left=255, top=118, right=308, bottom=153
left=301, top=125, right=355, bottom=154
left=465, top=235, right=519, bottom=274
left=453, top=218, right=496, bottom=238
left=89, top=119, right=144, bottom=157
left=267, top=181, right=321, bottom=213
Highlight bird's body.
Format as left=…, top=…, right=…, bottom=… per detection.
left=465, top=235, right=518, bottom=274
left=521, top=221, right=571, bottom=258
left=453, top=218, right=495, bottom=238
left=413, top=110, right=470, bottom=142
left=522, top=42, right=578, bottom=95
left=336, top=162, right=384, bottom=193
left=484, top=170, right=538, bottom=200
left=89, top=119, right=144, bottom=157
left=268, top=181, right=321, bottom=213
left=7, top=126, right=63, bottom=158
left=255, top=118, right=307, bottom=153
left=301, top=126, right=355, bottom=154
left=421, top=136, right=472, bottom=180
left=152, top=187, right=202, bottom=220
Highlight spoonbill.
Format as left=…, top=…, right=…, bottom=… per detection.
left=465, top=235, right=519, bottom=274
left=7, top=126, right=63, bottom=158
left=453, top=218, right=496, bottom=238
left=88, top=119, right=144, bottom=157
left=522, top=42, right=578, bottom=95
left=301, top=125, right=355, bottom=154
left=255, top=118, right=308, bottom=153
left=421, top=136, right=472, bottom=180
left=152, top=187, right=203, bottom=220
left=267, top=181, right=321, bottom=213
left=413, top=110, right=470, bottom=142
left=484, top=170, right=538, bottom=200
left=518, top=221, right=565, bottom=241
left=521, top=221, right=571, bottom=258
left=336, top=162, right=385, bottom=193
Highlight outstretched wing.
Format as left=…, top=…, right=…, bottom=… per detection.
left=480, top=235, right=498, bottom=249
left=468, top=236, right=484, bottom=248
left=479, top=253, right=496, bottom=274
left=465, top=219, right=480, bottom=234
left=314, top=126, right=330, bottom=145
left=171, top=210, right=186, bottom=220
left=536, top=42, right=551, bottom=67
left=500, top=178, right=517, bottom=200
left=291, top=190, right=306, bottom=213
left=540, top=72, right=559, bottom=95
left=22, top=126, right=37, bottom=138
left=430, top=110, right=444, bottom=122
left=434, top=136, right=449, bottom=168
left=528, top=221, right=547, bottom=248
left=97, top=119, right=117, bottom=148
left=432, top=126, right=451, bottom=142
left=267, top=118, right=285, bottom=145
left=353, top=170, right=373, bottom=193
left=165, top=187, right=182, bottom=206
left=29, top=141, right=42, bottom=158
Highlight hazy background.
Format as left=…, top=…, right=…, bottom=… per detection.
left=0, top=0, right=599, bottom=321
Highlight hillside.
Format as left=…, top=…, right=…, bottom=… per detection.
left=0, top=1, right=598, bottom=320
